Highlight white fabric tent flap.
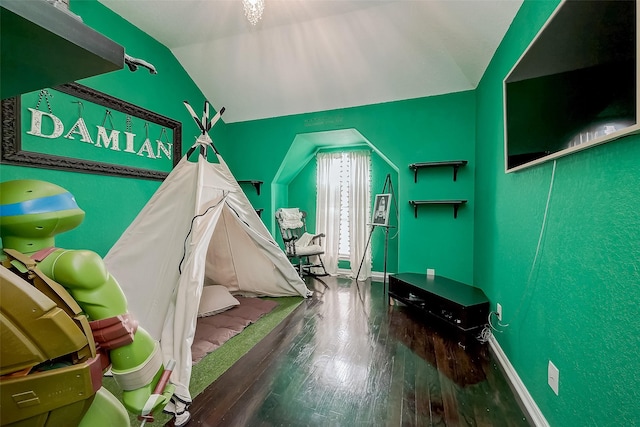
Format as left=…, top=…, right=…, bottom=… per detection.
left=104, top=145, right=307, bottom=404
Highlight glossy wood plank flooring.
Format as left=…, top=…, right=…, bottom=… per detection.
left=168, top=276, right=530, bottom=427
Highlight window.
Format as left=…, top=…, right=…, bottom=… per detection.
left=316, top=151, right=370, bottom=262
left=338, top=152, right=350, bottom=258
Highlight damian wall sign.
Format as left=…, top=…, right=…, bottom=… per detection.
left=0, top=82, right=182, bottom=180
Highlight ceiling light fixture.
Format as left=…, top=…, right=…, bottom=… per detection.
left=242, top=0, right=264, bottom=25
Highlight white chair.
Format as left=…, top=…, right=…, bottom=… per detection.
left=275, top=208, right=328, bottom=277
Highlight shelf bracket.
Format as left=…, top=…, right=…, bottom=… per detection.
left=409, top=200, right=467, bottom=219
left=409, top=160, right=467, bottom=183
left=452, top=165, right=460, bottom=181
left=238, top=180, right=263, bottom=195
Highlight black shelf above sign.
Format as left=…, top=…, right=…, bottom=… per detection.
left=409, top=160, right=468, bottom=183
left=1, top=0, right=124, bottom=99
left=238, top=180, right=263, bottom=195
left=409, top=200, right=467, bottom=219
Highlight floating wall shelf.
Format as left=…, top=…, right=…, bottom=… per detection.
left=1, top=0, right=124, bottom=99
left=409, top=160, right=468, bottom=183
left=238, top=180, right=263, bottom=195
left=409, top=200, right=467, bottom=219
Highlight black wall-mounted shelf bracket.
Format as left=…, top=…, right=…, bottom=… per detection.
left=238, top=180, right=263, bottom=195
left=409, top=200, right=467, bottom=219
left=409, top=160, right=468, bottom=183
left=1, top=0, right=124, bottom=99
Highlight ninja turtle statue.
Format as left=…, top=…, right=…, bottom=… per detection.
left=0, top=179, right=175, bottom=426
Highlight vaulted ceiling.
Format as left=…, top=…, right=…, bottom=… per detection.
left=99, top=0, right=523, bottom=123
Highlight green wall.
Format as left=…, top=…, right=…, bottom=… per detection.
left=7, top=0, right=633, bottom=422
left=287, top=150, right=317, bottom=222
left=1, top=0, right=212, bottom=256
left=224, top=92, right=476, bottom=283
left=370, top=151, right=399, bottom=274
left=474, top=0, right=640, bottom=425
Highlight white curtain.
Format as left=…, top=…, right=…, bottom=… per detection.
left=348, top=151, right=371, bottom=280
left=316, top=151, right=371, bottom=278
left=316, top=152, right=342, bottom=274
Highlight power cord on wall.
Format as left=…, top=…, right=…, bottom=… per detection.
left=488, top=159, right=557, bottom=336
left=477, top=310, right=508, bottom=343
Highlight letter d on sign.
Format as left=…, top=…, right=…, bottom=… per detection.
left=26, top=108, right=64, bottom=139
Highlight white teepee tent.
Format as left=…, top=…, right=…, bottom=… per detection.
left=104, top=103, right=308, bottom=413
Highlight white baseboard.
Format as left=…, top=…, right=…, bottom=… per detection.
left=371, top=270, right=386, bottom=281
left=336, top=268, right=386, bottom=281
left=489, top=335, right=549, bottom=427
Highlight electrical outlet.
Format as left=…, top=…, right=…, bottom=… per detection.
left=496, top=303, right=502, bottom=321
left=548, top=360, right=559, bottom=395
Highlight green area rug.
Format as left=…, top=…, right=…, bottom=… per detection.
left=102, top=296, right=303, bottom=426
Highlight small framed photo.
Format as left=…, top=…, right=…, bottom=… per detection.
left=372, top=193, right=391, bottom=226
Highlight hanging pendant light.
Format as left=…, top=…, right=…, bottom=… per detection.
left=243, top=0, right=264, bottom=25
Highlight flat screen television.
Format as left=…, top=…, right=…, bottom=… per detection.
left=504, top=0, right=639, bottom=172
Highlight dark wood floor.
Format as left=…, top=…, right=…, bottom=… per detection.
left=167, top=276, right=530, bottom=427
